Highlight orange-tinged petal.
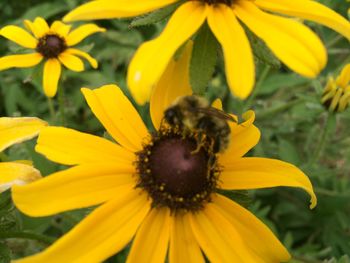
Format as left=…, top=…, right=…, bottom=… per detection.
left=255, top=0, right=350, bottom=41
left=208, top=4, right=255, bottom=99
left=213, top=194, right=291, bottom=262
left=169, top=213, right=204, bottom=263
left=50, top=21, right=71, bottom=38
left=35, top=126, right=134, bottom=166
left=0, top=25, right=38, bottom=48
left=81, top=85, right=149, bottom=152
left=12, top=163, right=135, bottom=216
left=66, top=24, right=105, bottom=46
left=234, top=1, right=327, bottom=78
left=58, top=52, right=84, bottom=72
left=0, top=53, right=43, bottom=71
left=0, top=162, right=41, bottom=193
left=14, top=190, right=151, bottom=263
left=63, top=0, right=179, bottom=21
left=189, top=203, right=261, bottom=262
left=127, top=207, right=171, bottom=263
left=0, top=117, right=47, bottom=152
left=43, top=59, right=61, bottom=97
left=150, top=41, right=193, bottom=130
left=220, top=157, right=317, bottom=208
left=127, top=1, right=207, bottom=105
left=65, top=48, right=98, bottom=68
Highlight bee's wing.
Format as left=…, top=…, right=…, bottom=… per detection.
left=194, top=107, right=237, bottom=122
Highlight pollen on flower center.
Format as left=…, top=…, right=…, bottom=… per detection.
left=36, top=34, right=67, bottom=58
left=136, top=127, right=220, bottom=211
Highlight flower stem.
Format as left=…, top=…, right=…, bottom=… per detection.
left=47, top=97, right=56, bottom=122
left=58, top=86, right=66, bottom=126
left=0, top=231, right=54, bottom=244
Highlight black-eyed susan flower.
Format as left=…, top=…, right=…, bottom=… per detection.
left=0, top=117, right=47, bottom=192
left=64, top=0, right=350, bottom=105
left=0, top=17, right=105, bottom=97
left=12, top=45, right=316, bottom=263
left=322, top=63, right=350, bottom=112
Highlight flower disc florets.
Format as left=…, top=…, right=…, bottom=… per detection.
left=136, top=126, right=220, bottom=212
left=197, top=0, right=234, bottom=5
left=36, top=34, right=67, bottom=58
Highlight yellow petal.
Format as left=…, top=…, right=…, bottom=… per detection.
left=220, top=157, right=317, bottom=208
left=14, top=190, right=150, bottom=263
left=65, top=48, right=98, bottom=68
left=189, top=203, right=261, bottom=262
left=234, top=1, right=327, bottom=78
left=127, top=208, right=171, bottom=263
left=12, top=163, right=136, bottom=216
left=58, top=52, right=84, bottom=72
left=43, top=59, right=61, bottom=97
left=81, top=85, right=149, bottom=152
left=336, top=63, right=350, bottom=88
left=220, top=110, right=261, bottom=162
left=29, top=17, right=50, bottom=38
left=36, top=126, right=134, bottom=166
left=65, top=23, right=105, bottom=46
left=169, top=213, right=204, bottom=263
left=50, top=21, right=72, bottom=38
left=150, top=41, right=193, bottom=130
left=255, top=0, right=350, bottom=41
left=63, top=0, right=179, bottom=21
left=329, top=88, right=343, bottom=112
left=127, top=1, right=207, bottom=105
left=0, top=53, right=43, bottom=71
left=0, top=25, right=37, bottom=48
left=213, top=194, right=291, bottom=262
left=208, top=4, right=255, bottom=99
left=338, top=90, right=350, bottom=112
left=0, top=162, right=41, bottom=193
left=0, top=117, right=47, bottom=152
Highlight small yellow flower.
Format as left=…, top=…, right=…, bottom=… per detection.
left=0, top=117, right=47, bottom=193
left=0, top=17, right=105, bottom=97
left=12, top=45, right=316, bottom=263
left=322, top=63, right=350, bottom=112
left=64, top=0, right=350, bottom=104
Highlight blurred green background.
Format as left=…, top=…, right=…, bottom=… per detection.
left=0, top=0, right=349, bottom=262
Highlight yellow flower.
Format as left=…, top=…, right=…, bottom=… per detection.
left=322, top=63, right=350, bottom=112
left=0, top=117, right=47, bottom=193
left=12, top=45, right=316, bottom=263
left=64, top=0, right=350, bottom=105
left=0, top=17, right=105, bottom=97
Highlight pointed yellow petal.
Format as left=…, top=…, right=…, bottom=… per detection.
left=0, top=53, right=43, bottom=71
left=12, top=163, right=136, bottom=216
left=255, top=0, right=350, bottom=41
left=31, top=17, right=50, bottom=38
left=63, top=0, right=178, bottom=22
left=23, top=20, right=41, bottom=39
left=14, top=190, right=150, bottom=263
left=213, top=194, right=291, bottom=262
left=0, top=25, right=37, bottom=48
left=127, top=2, right=207, bottom=105
left=43, top=59, right=61, bottom=97
left=127, top=208, right=171, bottom=263
left=81, top=85, right=149, bottom=152
left=150, top=41, right=193, bottom=130
left=0, top=162, right=41, bottom=193
left=0, top=117, right=47, bottom=152
left=169, top=213, right=204, bottom=263
left=50, top=21, right=72, bottom=38
left=336, top=63, right=350, bottom=88
left=65, top=48, right=98, bottom=68
left=234, top=1, right=327, bottom=78
left=189, top=203, right=261, bottom=262
left=208, top=4, right=255, bottom=99
left=220, top=110, right=261, bottom=162
left=66, top=24, right=105, bottom=46
left=35, top=126, right=134, bottom=166
left=220, top=157, right=317, bottom=208
left=58, top=52, right=84, bottom=72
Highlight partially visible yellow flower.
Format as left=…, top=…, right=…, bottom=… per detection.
left=0, top=117, right=47, bottom=193
left=0, top=17, right=105, bottom=97
left=64, top=0, right=350, bottom=104
left=322, top=63, right=350, bottom=112
left=12, top=44, right=316, bottom=263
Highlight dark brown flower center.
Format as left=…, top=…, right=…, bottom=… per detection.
left=36, top=34, right=67, bottom=58
left=136, top=127, right=220, bottom=212
left=194, top=0, right=234, bottom=5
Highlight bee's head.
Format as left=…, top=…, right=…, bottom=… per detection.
left=164, top=106, right=183, bottom=126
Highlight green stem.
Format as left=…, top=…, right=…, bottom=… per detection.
left=256, top=98, right=304, bottom=120
left=58, top=85, right=66, bottom=126
left=0, top=231, right=54, bottom=245
left=47, top=97, right=55, bottom=122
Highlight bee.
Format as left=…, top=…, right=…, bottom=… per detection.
left=163, top=95, right=236, bottom=153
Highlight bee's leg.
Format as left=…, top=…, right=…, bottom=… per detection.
left=191, top=132, right=207, bottom=154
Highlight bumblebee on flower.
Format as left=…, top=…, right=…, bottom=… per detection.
left=0, top=17, right=105, bottom=97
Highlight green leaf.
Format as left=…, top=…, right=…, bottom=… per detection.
left=190, top=23, right=218, bottom=95
left=0, top=243, right=11, bottom=263
left=278, top=137, right=301, bottom=165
